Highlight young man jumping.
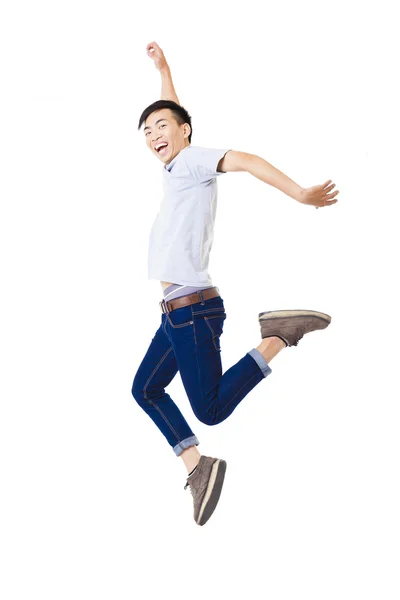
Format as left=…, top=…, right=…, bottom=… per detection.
left=132, top=41, right=339, bottom=526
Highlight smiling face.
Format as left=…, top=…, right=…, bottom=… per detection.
left=144, top=108, right=191, bottom=164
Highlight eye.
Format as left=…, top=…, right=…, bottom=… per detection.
left=145, top=123, right=166, bottom=137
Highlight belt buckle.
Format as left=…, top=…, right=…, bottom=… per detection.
left=160, top=299, right=169, bottom=314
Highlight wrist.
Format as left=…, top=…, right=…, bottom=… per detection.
left=159, top=64, right=171, bottom=76
left=296, top=188, right=306, bottom=203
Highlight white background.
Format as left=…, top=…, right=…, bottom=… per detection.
left=1, top=0, right=399, bottom=598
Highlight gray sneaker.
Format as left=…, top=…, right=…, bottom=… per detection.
left=258, top=309, right=331, bottom=347
left=184, top=455, right=227, bottom=526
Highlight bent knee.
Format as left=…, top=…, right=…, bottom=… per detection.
left=195, top=410, right=218, bottom=426
left=131, top=379, right=145, bottom=402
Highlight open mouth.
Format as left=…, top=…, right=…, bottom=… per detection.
left=155, top=143, right=169, bottom=156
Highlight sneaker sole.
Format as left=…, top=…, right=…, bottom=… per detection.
left=197, top=459, right=227, bottom=526
left=259, top=309, right=331, bottom=323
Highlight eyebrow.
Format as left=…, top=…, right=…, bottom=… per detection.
left=143, top=118, right=168, bottom=132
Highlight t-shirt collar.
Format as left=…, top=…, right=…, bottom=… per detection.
left=164, top=145, right=190, bottom=172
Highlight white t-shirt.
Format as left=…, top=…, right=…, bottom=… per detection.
left=147, top=145, right=230, bottom=287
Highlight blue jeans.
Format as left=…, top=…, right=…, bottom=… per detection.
left=131, top=292, right=272, bottom=456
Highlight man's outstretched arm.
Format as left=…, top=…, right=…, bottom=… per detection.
left=146, top=41, right=180, bottom=105
left=218, top=151, right=339, bottom=209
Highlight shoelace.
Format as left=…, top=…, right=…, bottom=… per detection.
left=184, top=477, right=196, bottom=493
left=184, top=464, right=200, bottom=491
left=184, top=481, right=195, bottom=495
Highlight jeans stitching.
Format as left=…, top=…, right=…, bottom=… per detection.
left=204, top=317, right=220, bottom=352
left=143, top=347, right=171, bottom=396
left=143, top=345, right=181, bottom=442
left=204, top=317, right=215, bottom=336
left=214, top=373, right=260, bottom=420
left=166, top=312, right=193, bottom=328
left=192, top=307, right=225, bottom=316
left=194, top=339, right=204, bottom=403
left=146, top=398, right=181, bottom=442
left=191, top=306, right=197, bottom=345
left=162, top=316, right=168, bottom=337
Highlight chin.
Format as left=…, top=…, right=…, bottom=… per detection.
left=154, top=151, right=167, bottom=162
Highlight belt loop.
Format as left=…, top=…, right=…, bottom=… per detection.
left=160, top=299, right=169, bottom=314
left=199, top=290, right=205, bottom=305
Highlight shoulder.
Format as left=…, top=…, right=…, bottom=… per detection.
left=183, top=145, right=232, bottom=181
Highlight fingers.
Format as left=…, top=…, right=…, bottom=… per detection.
left=146, top=41, right=160, bottom=50
left=316, top=198, right=338, bottom=209
left=325, top=190, right=339, bottom=200
left=318, top=185, right=339, bottom=209
left=146, top=41, right=163, bottom=55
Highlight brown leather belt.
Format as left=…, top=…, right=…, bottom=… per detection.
left=159, top=286, right=221, bottom=314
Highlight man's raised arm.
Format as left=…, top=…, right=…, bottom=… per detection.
left=146, top=41, right=180, bottom=105
left=218, top=151, right=340, bottom=209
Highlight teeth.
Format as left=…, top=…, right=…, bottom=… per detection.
left=155, top=143, right=168, bottom=151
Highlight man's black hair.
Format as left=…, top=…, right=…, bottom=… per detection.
left=137, top=100, right=193, bottom=144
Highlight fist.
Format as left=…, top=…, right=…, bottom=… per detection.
left=146, top=41, right=168, bottom=71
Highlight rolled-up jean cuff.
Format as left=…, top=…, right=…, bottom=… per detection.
left=173, top=435, right=200, bottom=457
left=247, top=348, right=272, bottom=378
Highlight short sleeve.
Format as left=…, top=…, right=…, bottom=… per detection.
left=184, top=146, right=231, bottom=183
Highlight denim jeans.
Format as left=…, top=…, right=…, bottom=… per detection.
left=131, top=292, right=272, bottom=456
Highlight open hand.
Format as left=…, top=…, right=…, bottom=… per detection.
left=299, top=180, right=339, bottom=209
left=146, top=41, right=168, bottom=71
